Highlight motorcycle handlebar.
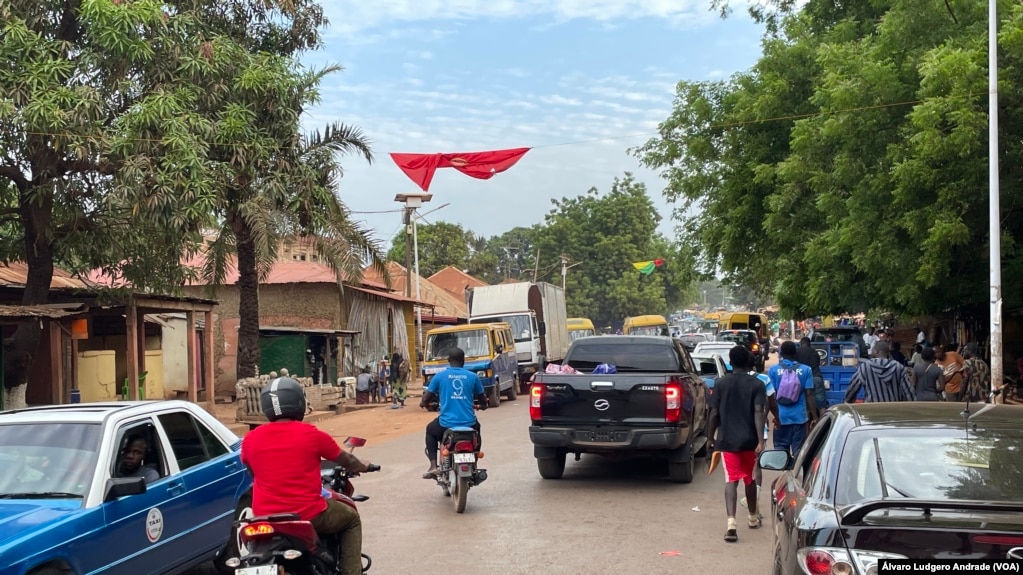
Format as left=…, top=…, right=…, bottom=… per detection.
left=366, top=464, right=381, bottom=472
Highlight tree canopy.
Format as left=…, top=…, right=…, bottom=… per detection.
left=635, top=0, right=1023, bottom=318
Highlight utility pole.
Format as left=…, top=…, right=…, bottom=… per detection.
left=403, top=207, right=412, bottom=299
left=561, top=255, right=568, bottom=290
left=988, top=0, right=1003, bottom=394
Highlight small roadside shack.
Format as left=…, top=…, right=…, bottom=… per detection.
left=0, top=284, right=219, bottom=412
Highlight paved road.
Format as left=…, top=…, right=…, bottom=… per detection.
left=191, top=398, right=775, bottom=575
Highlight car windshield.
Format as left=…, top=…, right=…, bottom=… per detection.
left=569, top=329, right=595, bottom=341
left=426, top=330, right=491, bottom=361
left=567, top=343, right=681, bottom=372
left=836, top=427, right=1023, bottom=506
left=629, top=325, right=666, bottom=336
left=717, top=331, right=754, bottom=344
left=0, top=422, right=102, bottom=499
left=483, top=316, right=532, bottom=342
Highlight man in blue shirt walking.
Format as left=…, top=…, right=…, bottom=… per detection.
left=420, top=347, right=488, bottom=478
left=767, top=341, right=817, bottom=457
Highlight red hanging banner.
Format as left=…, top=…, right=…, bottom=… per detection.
left=389, top=147, right=531, bottom=191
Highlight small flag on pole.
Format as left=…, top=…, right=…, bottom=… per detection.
left=632, top=259, right=664, bottom=275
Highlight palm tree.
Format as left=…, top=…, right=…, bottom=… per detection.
left=201, top=121, right=389, bottom=379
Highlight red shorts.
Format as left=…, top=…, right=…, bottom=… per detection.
left=722, top=451, right=757, bottom=485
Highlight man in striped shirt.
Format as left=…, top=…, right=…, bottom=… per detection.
left=843, top=341, right=916, bottom=403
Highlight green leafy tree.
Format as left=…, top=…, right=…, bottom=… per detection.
left=387, top=221, right=473, bottom=278
left=637, top=0, right=1023, bottom=318
left=531, top=173, right=695, bottom=328
left=0, top=0, right=227, bottom=404
left=479, top=226, right=539, bottom=284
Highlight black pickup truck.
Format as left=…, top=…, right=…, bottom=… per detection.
left=528, top=335, right=709, bottom=483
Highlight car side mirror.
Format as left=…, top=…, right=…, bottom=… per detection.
left=758, top=450, right=792, bottom=471
left=104, top=476, right=147, bottom=502
left=700, top=364, right=717, bottom=375
left=539, top=322, right=547, bottom=337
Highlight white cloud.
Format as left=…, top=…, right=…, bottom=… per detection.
left=303, top=68, right=679, bottom=241
left=323, top=1, right=726, bottom=34
left=538, top=94, right=583, bottom=106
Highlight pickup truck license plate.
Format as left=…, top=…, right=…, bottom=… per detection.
left=453, top=453, right=476, bottom=463
left=236, top=567, right=280, bottom=575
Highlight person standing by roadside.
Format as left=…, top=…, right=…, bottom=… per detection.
left=962, top=343, right=991, bottom=402
left=706, top=346, right=767, bottom=543
left=794, top=337, right=827, bottom=417
left=355, top=365, right=373, bottom=405
left=863, top=327, right=880, bottom=356
left=936, top=345, right=966, bottom=401
left=909, top=347, right=945, bottom=401
left=844, top=341, right=916, bottom=403
left=767, top=341, right=817, bottom=458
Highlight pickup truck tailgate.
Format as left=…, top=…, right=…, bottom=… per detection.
left=535, top=374, right=676, bottom=425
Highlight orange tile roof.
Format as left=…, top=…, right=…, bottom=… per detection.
left=363, top=262, right=467, bottom=319
left=0, top=262, right=87, bottom=289
left=86, top=254, right=390, bottom=291
left=428, top=266, right=488, bottom=298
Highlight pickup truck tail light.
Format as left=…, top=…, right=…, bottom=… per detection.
left=665, top=380, right=682, bottom=423
left=530, top=383, right=544, bottom=420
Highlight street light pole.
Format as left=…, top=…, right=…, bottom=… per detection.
left=395, top=193, right=433, bottom=360
left=413, top=214, right=423, bottom=355
left=989, top=0, right=1003, bottom=393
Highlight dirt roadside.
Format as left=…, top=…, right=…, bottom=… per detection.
left=210, top=383, right=437, bottom=446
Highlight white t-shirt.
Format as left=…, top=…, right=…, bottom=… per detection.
left=864, top=334, right=879, bottom=353
left=916, top=331, right=926, bottom=344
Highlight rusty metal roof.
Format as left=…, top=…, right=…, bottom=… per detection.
left=0, top=302, right=88, bottom=320
left=428, top=266, right=488, bottom=299
left=164, top=254, right=390, bottom=290
left=362, top=262, right=467, bottom=319
left=0, top=262, right=87, bottom=289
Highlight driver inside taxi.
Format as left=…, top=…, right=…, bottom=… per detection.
left=117, top=434, right=160, bottom=483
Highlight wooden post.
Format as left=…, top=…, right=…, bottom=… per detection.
left=49, top=322, right=63, bottom=404
left=203, top=310, right=215, bottom=412
left=186, top=310, right=197, bottom=404
left=137, top=309, right=146, bottom=399
left=125, top=303, right=139, bottom=400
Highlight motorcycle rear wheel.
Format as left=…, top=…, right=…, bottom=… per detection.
left=453, top=476, right=469, bottom=513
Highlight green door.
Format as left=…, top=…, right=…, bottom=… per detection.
left=259, top=334, right=307, bottom=377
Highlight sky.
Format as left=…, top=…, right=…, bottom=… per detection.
left=300, top=1, right=767, bottom=250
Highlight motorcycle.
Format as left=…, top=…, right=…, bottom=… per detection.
left=431, top=405, right=487, bottom=513
left=226, top=437, right=381, bottom=575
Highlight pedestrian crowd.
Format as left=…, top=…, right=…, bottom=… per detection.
left=707, top=324, right=994, bottom=543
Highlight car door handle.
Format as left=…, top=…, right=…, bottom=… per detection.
left=590, top=381, right=614, bottom=390
left=167, top=480, right=185, bottom=496
left=225, top=460, right=241, bottom=472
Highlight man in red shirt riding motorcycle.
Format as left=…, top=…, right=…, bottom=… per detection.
left=241, top=377, right=374, bottom=575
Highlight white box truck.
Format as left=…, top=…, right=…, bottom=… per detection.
left=467, top=281, right=569, bottom=392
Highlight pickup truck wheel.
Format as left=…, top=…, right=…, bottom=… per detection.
left=488, top=384, right=501, bottom=408
left=536, top=454, right=566, bottom=479
left=504, top=376, right=518, bottom=400
left=668, top=455, right=695, bottom=484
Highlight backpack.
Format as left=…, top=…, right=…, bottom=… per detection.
left=775, top=365, right=803, bottom=406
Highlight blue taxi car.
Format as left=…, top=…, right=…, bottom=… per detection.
left=0, top=401, right=253, bottom=575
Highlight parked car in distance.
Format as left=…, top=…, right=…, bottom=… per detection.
left=691, top=352, right=729, bottom=399
left=678, top=333, right=710, bottom=352
left=0, top=401, right=253, bottom=575
left=760, top=402, right=1023, bottom=575
left=716, top=329, right=767, bottom=372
